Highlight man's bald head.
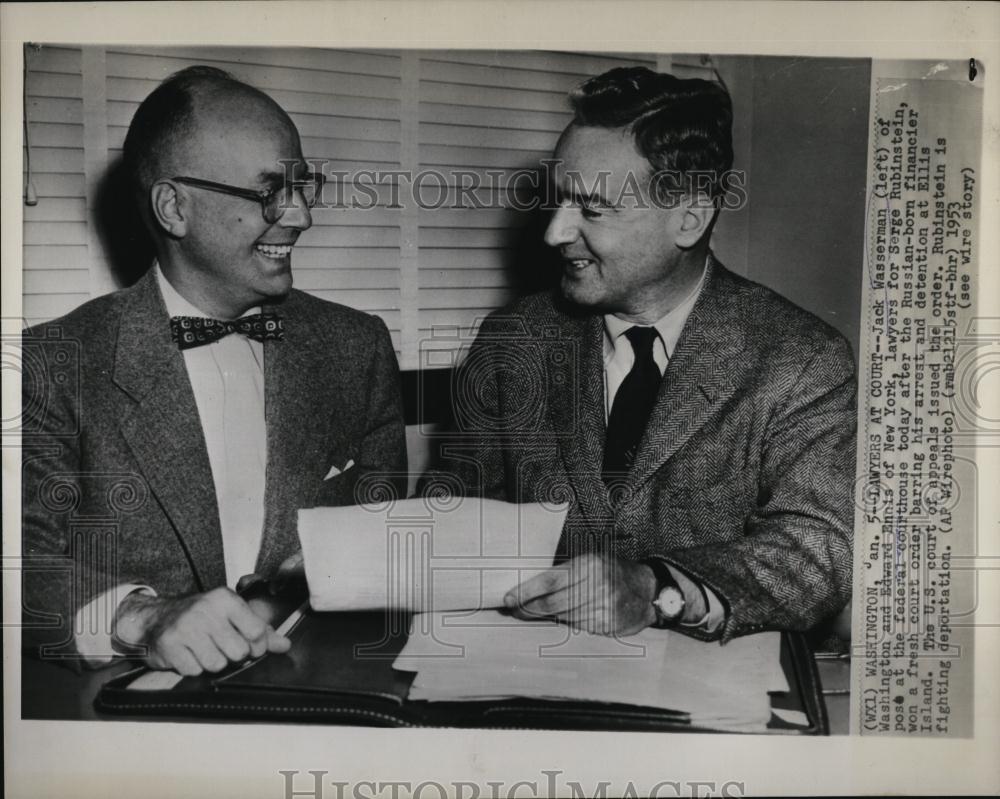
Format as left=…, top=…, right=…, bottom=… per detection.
left=122, top=66, right=295, bottom=203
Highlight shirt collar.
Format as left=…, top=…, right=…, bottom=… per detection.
left=603, top=256, right=709, bottom=361
left=154, top=262, right=260, bottom=320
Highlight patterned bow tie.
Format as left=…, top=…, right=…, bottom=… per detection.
left=170, top=313, right=284, bottom=350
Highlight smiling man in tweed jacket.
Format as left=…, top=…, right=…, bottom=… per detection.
left=435, top=67, right=856, bottom=642
left=22, top=66, right=406, bottom=674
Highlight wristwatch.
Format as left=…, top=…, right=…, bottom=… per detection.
left=643, top=557, right=686, bottom=627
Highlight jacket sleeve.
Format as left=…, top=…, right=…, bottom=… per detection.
left=664, top=334, right=857, bottom=641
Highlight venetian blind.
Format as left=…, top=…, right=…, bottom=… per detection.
left=22, top=45, right=89, bottom=325
left=21, top=47, right=717, bottom=369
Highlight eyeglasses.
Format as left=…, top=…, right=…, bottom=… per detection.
left=171, top=173, right=326, bottom=224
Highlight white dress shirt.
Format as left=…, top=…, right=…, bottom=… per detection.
left=75, top=264, right=268, bottom=660
left=602, top=272, right=705, bottom=416
left=601, top=263, right=724, bottom=633
left=156, top=266, right=268, bottom=586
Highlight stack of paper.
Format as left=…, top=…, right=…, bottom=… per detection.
left=298, top=498, right=567, bottom=612
left=393, top=610, right=788, bottom=732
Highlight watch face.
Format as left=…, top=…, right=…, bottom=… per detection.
left=654, top=586, right=685, bottom=620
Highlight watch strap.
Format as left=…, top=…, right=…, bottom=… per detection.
left=641, top=557, right=685, bottom=627
left=642, top=556, right=679, bottom=595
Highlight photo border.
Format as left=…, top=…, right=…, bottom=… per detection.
left=3, top=2, right=998, bottom=797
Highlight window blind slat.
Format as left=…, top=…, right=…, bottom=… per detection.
left=25, top=123, right=84, bottom=149
left=26, top=71, right=83, bottom=99
left=291, top=248, right=400, bottom=271
left=23, top=173, right=86, bottom=198
left=23, top=198, right=87, bottom=223
left=294, top=226, right=400, bottom=248
left=25, top=46, right=81, bottom=75
left=419, top=122, right=561, bottom=152
left=420, top=81, right=568, bottom=112
left=28, top=147, right=84, bottom=174
left=421, top=227, right=529, bottom=249
left=23, top=246, right=90, bottom=271
left=311, top=207, right=401, bottom=227
left=420, top=268, right=513, bottom=289
left=26, top=97, right=83, bottom=124
left=420, top=59, right=604, bottom=94
left=289, top=115, right=401, bottom=143
left=420, top=144, right=551, bottom=170
left=24, top=222, right=88, bottom=246
left=419, top=248, right=515, bottom=271
left=420, top=102, right=570, bottom=132
left=23, top=269, right=91, bottom=295
left=416, top=208, right=527, bottom=229
left=299, top=136, right=401, bottom=164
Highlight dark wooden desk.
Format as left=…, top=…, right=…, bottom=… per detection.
left=23, top=656, right=140, bottom=722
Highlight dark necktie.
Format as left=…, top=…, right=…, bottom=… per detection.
left=170, top=313, right=284, bottom=350
left=603, top=326, right=662, bottom=483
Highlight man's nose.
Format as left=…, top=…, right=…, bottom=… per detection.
left=279, top=188, right=312, bottom=231
left=544, top=204, right=579, bottom=248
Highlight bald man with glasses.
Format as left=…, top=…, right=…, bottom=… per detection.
left=21, top=66, right=406, bottom=675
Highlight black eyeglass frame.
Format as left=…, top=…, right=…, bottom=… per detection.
left=171, top=173, right=326, bottom=223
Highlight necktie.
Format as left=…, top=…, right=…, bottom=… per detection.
left=170, top=313, right=284, bottom=350
left=603, top=326, right=662, bottom=483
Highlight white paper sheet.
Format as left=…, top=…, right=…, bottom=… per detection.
left=394, top=610, right=785, bottom=731
left=298, top=498, right=568, bottom=612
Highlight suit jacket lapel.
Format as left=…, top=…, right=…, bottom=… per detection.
left=113, top=271, right=226, bottom=591
left=548, top=311, right=613, bottom=523
left=627, top=257, right=750, bottom=495
left=255, top=292, right=344, bottom=574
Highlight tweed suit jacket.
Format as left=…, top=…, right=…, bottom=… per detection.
left=22, top=268, right=407, bottom=658
left=437, top=256, right=856, bottom=642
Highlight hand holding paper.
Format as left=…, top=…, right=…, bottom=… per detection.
left=502, top=552, right=659, bottom=636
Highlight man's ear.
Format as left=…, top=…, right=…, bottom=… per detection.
left=150, top=180, right=188, bottom=238
left=674, top=194, right=716, bottom=248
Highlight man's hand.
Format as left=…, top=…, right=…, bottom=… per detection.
left=113, top=587, right=291, bottom=675
left=503, top=553, right=658, bottom=636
